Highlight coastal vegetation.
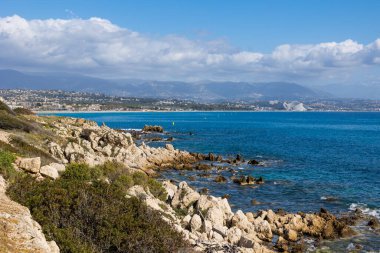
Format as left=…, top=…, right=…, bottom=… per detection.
left=7, top=162, right=187, bottom=253
left=0, top=101, right=188, bottom=253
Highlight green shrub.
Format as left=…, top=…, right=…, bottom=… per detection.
left=0, top=140, right=18, bottom=153
left=93, top=162, right=167, bottom=201
left=0, top=111, right=35, bottom=132
left=0, top=100, right=15, bottom=115
left=7, top=169, right=188, bottom=253
left=61, top=163, right=102, bottom=181
left=0, top=150, right=20, bottom=182
left=13, top=107, right=35, bottom=115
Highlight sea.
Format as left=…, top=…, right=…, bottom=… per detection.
left=45, top=111, right=380, bottom=252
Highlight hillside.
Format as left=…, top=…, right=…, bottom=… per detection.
left=0, top=69, right=329, bottom=101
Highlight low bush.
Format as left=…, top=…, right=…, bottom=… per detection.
left=0, top=150, right=20, bottom=182
left=7, top=162, right=188, bottom=253
left=13, top=107, right=35, bottom=115
left=0, top=100, right=15, bottom=115
left=0, top=111, right=35, bottom=132
left=94, top=162, right=167, bottom=201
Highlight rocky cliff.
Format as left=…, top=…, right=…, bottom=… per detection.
left=0, top=176, right=59, bottom=253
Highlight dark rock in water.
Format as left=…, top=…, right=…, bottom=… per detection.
left=198, top=173, right=211, bottom=178
left=319, top=208, right=356, bottom=239
left=195, top=163, right=212, bottom=171
left=142, top=125, right=164, bottom=133
left=320, top=207, right=329, bottom=214
left=228, top=168, right=236, bottom=174
left=200, top=188, right=209, bottom=195
left=339, top=212, right=361, bottom=226
left=207, top=152, right=216, bottom=161
left=248, top=159, right=260, bottom=165
left=216, top=155, right=223, bottom=162
left=250, top=199, right=261, bottom=205
left=214, top=175, right=227, bottom=183
left=191, top=153, right=206, bottom=160
left=222, top=194, right=230, bottom=199
left=256, top=176, right=264, bottom=184
left=246, top=175, right=255, bottom=184
left=236, top=154, right=243, bottom=162
left=188, top=176, right=196, bottom=181
left=232, top=175, right=256, bottom=185
left=173, top=163, right=192, bottom=170
left=150, top=137, right=163, bottom=142
left=368, top=218, right=380, bottom=229
left=166, top=137, right=174, bottom=142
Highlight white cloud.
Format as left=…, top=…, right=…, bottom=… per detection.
left=0, top=15, right=379, bottom=82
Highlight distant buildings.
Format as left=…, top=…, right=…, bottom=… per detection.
left=0, top=89, right=379, bottom=112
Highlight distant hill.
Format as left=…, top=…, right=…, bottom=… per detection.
left=0, top=69, right=330, bottom=101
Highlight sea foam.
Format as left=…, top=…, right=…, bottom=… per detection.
left=349, top=203, right=380, bottom=219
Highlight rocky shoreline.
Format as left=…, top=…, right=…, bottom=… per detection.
left=1, top=114, right=379, bottom=252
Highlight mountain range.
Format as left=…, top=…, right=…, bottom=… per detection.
left=0, top=69, right=340, bottom=101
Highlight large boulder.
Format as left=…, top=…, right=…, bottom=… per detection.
left=205, top=206, right=225, bottom=227
left=190, top=214, right=202, bottom=232
left=15, top=157, right=41, bottom=173
left=40, top=165, right=59, bottom=179
left=48, top=142, right=68, bottom=163
left=64, top=142, right=84, bottom=162
left=196, top=195, right=233, bottom=226
left=253, top=218, right=273, bottom=241
left=284, top=228, right=298, bottom=242
left=231, top=210, right=253, bottom=232
left=48, top=163, right=66, bottom=173
left=239, top=233, right=262, bottom=248
left=171, top=182, right=200, bottom=209
left=227, top=227, right=242, bottom=244
left=162, top=180, right=178, bottom=200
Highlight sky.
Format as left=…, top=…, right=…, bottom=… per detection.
left=0, top=0, right=379, bottom=87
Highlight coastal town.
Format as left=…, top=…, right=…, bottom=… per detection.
left=1, top=89, right=380, bottom=112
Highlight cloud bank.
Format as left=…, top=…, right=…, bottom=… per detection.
left=0, top=15, right=379, bottom=83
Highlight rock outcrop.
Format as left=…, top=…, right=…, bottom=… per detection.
left=43, top=118, right=196, bottom=174
left=128, top=180, right=356, bottom=252
left=0, top=176, right=59, bottom=253
left=13, top=157, right=65, bottom=180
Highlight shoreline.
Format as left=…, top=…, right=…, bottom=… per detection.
left=2, top=108, right=379, bottom=252
left=36, top=110, right=380, bottom=114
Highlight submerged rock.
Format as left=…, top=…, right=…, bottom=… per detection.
left=214, top=175, right=227, bottom=183
left=368, top=218, right=380, bottom=229
left=248, top=159, right=260, bottom=165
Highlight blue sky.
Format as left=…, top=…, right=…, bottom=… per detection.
left=0, top=0, right=379, bottom=87
left=1, top=0, right=379, bottom=52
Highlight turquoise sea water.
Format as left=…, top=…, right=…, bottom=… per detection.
left=47, top=112, right=380, bottom=250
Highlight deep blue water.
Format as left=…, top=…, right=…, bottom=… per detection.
left=47, top=112, right=380, bottom=217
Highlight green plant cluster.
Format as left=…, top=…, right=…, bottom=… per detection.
left=0, top=150, right=20, bottom=182
left=7, top=162, right=188, bottom=253
left=13, top=107, right=35, bottom=115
